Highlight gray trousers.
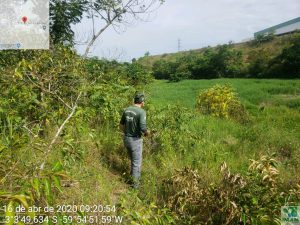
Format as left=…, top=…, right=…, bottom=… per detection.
left=123, top=136, right=143, bottom=186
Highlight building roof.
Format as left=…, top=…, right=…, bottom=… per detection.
left=254, top=17, right=300, bottom=37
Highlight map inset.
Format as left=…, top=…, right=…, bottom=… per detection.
left=0, top=0, right=49, bottom=50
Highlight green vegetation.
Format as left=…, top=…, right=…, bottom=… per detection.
left=1, top=46, right=300, bottom=224
left=139, top=32, right=300, bottom=81
left=0, top=46, right=154, bottom=224
left=143, top=79, right=300, bottom=223
left=146, top=79, right=300, bottom=109
left=196, top=84, right=248, bottom=122
left=1, top=2, right=300, bottom=223
left=145, top=79, right=300, bottom=175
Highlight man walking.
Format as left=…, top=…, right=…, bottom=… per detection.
left=120, top=93, right=149, bottom=188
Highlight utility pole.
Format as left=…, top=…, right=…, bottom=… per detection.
left=178, top=38, right=181, bottom=52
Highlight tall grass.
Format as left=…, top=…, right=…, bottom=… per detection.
left=142, top=79, right=300, bottom=195
left=146, top=79, right=300, bottom=110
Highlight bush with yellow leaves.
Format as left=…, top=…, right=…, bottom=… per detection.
left=196, top=84, right=248, bottom=122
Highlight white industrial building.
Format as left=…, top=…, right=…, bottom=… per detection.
left=254, top=17, right=300, bottom=37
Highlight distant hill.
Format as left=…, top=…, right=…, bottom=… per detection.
left=137, top=31, right=300, bottom=80
left=137, top=32, right=298, bottom=68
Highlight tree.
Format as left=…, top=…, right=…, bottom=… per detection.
left=253, top=32, right=275, bottom=45
left=50, top=0, right=88, bottom=45
left=124, top=62, right=153, bottom=85
left=144, top=51, right=150, bottom=57
left=83, top=0, right=164, bottom=56
left=49, top=0, right=164, bottom=55
left=268, top=34, right=300, bottom=78
left=152, top=60, right=171, bottom=79
left=247, top=48, right=272, bottom=78
left=170, top=63, right=191, bottom=82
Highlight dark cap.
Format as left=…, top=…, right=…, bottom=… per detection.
left=134, top=93, right=145, bottom=104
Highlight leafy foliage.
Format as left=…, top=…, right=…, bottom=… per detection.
left=151, top=44, right=245, bottom=81
left=169, top=63, right=192, bottom=82
left=0, top=161, right=66, bottom=221
left=50, top=0, right=88, bottom=45
left=124, top=62, right=154, bottom=86
left=152, top=60, right=177, bottom=80
left=119, top=192, right=175, bottom=225
left=145, top=104, right=195, bottom=155
left=1, top=20, right=300, bottom=225
left=268, top=33, right=300, bottom=78
left=0, top=46, right=85, bottom=137
left=247, top=48, right=273, bottom=78
left=141, top=32, right=300, bottom=79
left=196, top=84, right=248, bottom=122
left=0, top=44, right=154, bottom=224
left=253, top=32, right=275, bottom=45
left=163, top=155, right=300, bottom=225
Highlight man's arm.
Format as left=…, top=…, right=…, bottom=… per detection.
left=140, top=111, right=149, bottom=136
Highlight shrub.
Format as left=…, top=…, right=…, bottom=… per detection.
left=247, top=48, right=273, bottom=78
left=118, top=192, right=175, bottom=224
left=124, top=62, right=154, bottom=86
left=145, top=104, right=194, bottom=154
left=86, top=83, right=135, bottom=126
left=209, top=45, right=245, bottom=78
left=163, top=155, right=300, bottom=225
left=253, top=32, right=275, bottom=45
left=152, top=60, right=174, bottom=80
left=196, top=84, right=248, bottom=122
left=169, top=64, right=191, bottom=82
left=0, top=45, right=85, bottom=136
left=268, top=33, right=300, bottom=78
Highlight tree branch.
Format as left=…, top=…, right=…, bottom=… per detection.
left=25, top=73, right=73, bottom=110
left=39, top=91, right=82, bottom=171
left=83, top=0, right=163, bottom=57
left=84, top=14, right=119, bottom=57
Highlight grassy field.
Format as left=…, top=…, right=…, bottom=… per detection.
left=2, top=77, right=299, bottom=224
left=142, top=79, right=300, bottom=185
left=146, top=79, right=300, bottom=110
left=52, top=78, right=300, bottom=223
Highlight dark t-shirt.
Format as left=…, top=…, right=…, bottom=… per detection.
left=120, top=105, right=147, bottom=137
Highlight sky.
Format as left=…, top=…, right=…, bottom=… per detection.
left=74, top=0, right=300, bottom=61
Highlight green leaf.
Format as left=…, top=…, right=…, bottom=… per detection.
left=52, top=176, right=63, bottom=193
left=44, top=178, right=52, bottom=204
left=13, top=194, right=29, bottom=209
left=14, top=68, right=23, bottom=78
left=0, top=145, right=6, bottom=153
left=27, top=64, right=33, bottom=71
left=251, top=197, right=258, bottom=205
left=0, top=191, right=8, bottom=196
left=53, top=172, right=69, bottom=179
left=52, top=161, right=63, bottom=173
left=31, top=178, right=41, bottom=198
